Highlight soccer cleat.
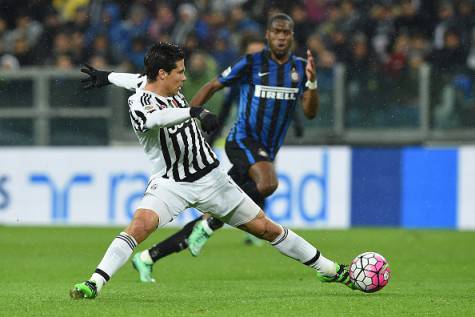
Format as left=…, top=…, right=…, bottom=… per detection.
left=70, top=280, right=98, bottom=299
left=317, top=263, right=358, bottom=290
left=132, top=253, right=156, bottom=283
left=187, top=220, right=211, bottom=257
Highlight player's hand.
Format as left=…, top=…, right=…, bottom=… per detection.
left=190, top=107, right=220, bottom=133
left=80, top=64, right=111, bottom=90
left=199, top=110, right=219, bottom=133
left=305, top=49, right=316, bottom=82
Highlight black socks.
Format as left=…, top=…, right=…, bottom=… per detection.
left=148, top=216, right=203, bottom=262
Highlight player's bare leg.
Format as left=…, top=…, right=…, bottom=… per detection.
left=123, top=209, right=159, bottom=243
left=248, top=161, right=279, bottom=198
left=237, top=161, right=277, bottom=245
left=238, top=210, right=356, bottom=290
left=70, top=209, right=159, bottom=299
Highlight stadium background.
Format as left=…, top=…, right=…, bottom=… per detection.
left=1, top=0, right=474, bottom=229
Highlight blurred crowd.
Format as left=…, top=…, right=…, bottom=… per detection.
left=0, top=0, right=473, bottom=73
left=1, top=0, right=474, bottom=127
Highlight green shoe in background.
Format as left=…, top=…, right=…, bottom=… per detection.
left=187, top=220, right=212, bottom=257
left=132, top=253, right=156, bottom=283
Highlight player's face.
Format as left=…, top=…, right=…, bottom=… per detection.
left=165, top=59, right=186, bottom=95
left=266, top=20, right=294, bottom=58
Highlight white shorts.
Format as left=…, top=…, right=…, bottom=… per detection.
left=137, top=167, right=261, bottom=228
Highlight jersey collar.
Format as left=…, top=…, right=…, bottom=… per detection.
left=263, top=48, right=294, bottom=65
left=137, top=87, right=174, bottom=104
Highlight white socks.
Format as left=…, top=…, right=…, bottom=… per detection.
left=270, top=226, right=337, bottom=276
left=90, top=232, right=137, bottom=291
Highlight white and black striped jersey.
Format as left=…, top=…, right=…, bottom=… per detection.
left=126, top=80, right=219, bottom=182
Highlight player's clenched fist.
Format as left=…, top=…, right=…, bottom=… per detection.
left=190, top=107, right=219, bottom=133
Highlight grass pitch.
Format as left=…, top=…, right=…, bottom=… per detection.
left=1, top=227, right=474, bottom=316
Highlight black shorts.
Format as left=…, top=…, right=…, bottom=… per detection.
left=225, top=138, right=272, bottom=172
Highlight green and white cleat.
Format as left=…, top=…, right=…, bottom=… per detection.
left=70, top=280, right=98, bottom=299
left=187, top=220, right=212, bottom=257
left=317, top=263, right=358, bottom=290
left=132, top=253, right=156, bottom=283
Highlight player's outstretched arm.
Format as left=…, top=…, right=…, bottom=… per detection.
left=189, top=78, right=225, bottom=108
left=80, top=64, right=143, bottom=91
left=108, top=73, right=144, bottom=91
left=130, top=105, right=219, bottom=133
left=205, top=86, right=237, bottom=145
left=301, top=49, right=320, bottom=119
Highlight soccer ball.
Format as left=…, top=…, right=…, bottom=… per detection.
left=349, top=252, right=390, bottom=293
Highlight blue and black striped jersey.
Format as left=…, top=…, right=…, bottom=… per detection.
left=217, top=49, right=308, bottom=159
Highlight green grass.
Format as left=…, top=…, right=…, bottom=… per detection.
left=1, top=227, right=474, bottom=316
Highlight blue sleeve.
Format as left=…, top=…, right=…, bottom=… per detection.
left=217, top=55, right=249, bottom=87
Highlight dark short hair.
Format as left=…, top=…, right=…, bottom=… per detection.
left=266, top=13, right=294, bottom=30
left=144, top=42, right=185, bottom=82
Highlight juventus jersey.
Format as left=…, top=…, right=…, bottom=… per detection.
left=125, top=78, right=219, bottom=182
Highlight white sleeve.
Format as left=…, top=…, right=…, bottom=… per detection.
left=108, top=73, right=145, bottom=91
left=129, top=102, right=193, bottom=132
left=144, top=108, right=193, bottom=128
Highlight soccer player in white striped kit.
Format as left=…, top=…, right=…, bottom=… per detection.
left=70, top=42, right=355, bottom=299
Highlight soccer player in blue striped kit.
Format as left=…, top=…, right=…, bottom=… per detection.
left=76, top=15, right=356, bottom=294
